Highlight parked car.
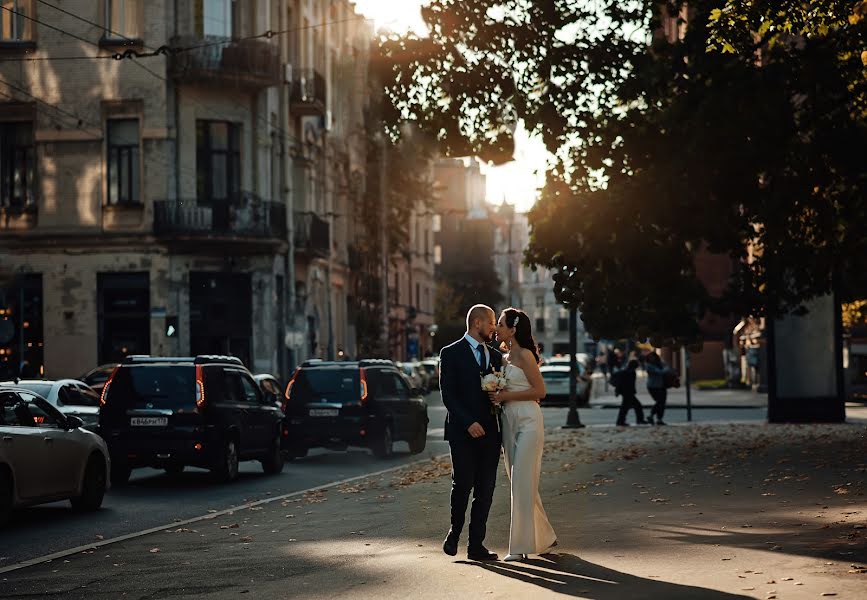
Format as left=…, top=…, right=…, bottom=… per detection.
left=544, top=353, right=591, bottom=369
left=283, top=359, right=429, bottom=459
left=418, top=359, right=440, bottom=390
left=540, top=364, right=592, bottom=407
left=253, top=374, right=283, bottom=409
left=1, top=386, right=109, bottom=525
left=1, top=379, right=101, bottom=433
left=396, top=362, right=427, bottom=394
left=98, top=355, right=285, bottom=486
left=78, top=363, right=120, bottom=395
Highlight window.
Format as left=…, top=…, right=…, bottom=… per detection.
left=1, top=391, right=61, bottom=428
left=393, top=373, right=409, bottom=397
left=238, top=373, right=262, bottom=405
left=197, top=0, right=235, bottom=37
left=536, top=318, right=546, bottom=333
left=104, top=0, right=140, bottom=40
left=558, top=317, right=568, bottom=332
left=196, top=120, right=240, bottom=202
left=106, top=118, right=140, bottom=204
left=0, top=121, right=34, bottom=209
left=536, top=295, right=544, bottom=308
left=0, top=0, right=33, bottom=42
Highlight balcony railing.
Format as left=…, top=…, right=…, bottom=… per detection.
left=294, top=211, right=329, bottom=259
left=168, top=35, right=281, bottom=88
left=154, top=193, right=286, bottom=240
left=289, top=69, right=327, bottom=115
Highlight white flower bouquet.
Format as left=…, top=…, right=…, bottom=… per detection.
left=481, top=368, right=508, bottom=419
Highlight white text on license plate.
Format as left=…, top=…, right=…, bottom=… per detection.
left=309, top=409, right=338, bottom=417
left=130, top=417, right=168, bottom=426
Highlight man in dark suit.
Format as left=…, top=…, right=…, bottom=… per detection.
left=439, top=304, right=502, bottom=561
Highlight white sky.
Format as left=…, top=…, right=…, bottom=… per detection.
left=353, top=0, right=549, bottom=213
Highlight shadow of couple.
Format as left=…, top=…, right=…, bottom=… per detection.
left=459, top=552, right=752, bottom=599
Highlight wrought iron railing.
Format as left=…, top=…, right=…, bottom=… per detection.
left=294, top=211, right=330, bottom=258
left=154, top=193, right=286, bottom=239
left=289, top=69, right=327, bottom=112
left=168, top=35, right=281, bottom=88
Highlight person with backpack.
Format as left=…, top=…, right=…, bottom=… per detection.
left=645, top=352, right=677, bottom=425
left=611, top=359, right=647, bottom=426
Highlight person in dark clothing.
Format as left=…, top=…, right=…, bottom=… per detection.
left=645, top=352, right=672, bottom=425
left=614, top=359, right=646, bottom=426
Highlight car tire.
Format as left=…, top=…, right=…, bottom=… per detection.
left=213, top=438, right=239, bottom=483
left=71, top=455, right=107, bottom=512
left=408, top=422, right=427, bottom=454
left=261, top=433, right=284, bottom=475
left=110, top=461, right=132, bottom=487
left=371, top=424, right=393, bottom=459
left=165, top=463, right=185, bottom=477
left=0, top=469, right=12, bottom=526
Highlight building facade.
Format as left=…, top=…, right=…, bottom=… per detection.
left=0, top=0, right=377, bottom=380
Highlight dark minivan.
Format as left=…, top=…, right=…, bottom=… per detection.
left=283, top=359, right=428, bottom=459
left=99, top=355, right=284, bottom=485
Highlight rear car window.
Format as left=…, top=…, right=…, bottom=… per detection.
left=15, top=383, right=53, bottom=398
left=106, top=365, right=195, bottom=409
left=542, top=371, right=570, bottom=379
left=293, top=368, right=359, bottom=403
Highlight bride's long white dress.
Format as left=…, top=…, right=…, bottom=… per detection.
left=501, top=362, right=557, bottom=555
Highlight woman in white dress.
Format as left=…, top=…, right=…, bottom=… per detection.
left=488, top=308, right=557, bottom=562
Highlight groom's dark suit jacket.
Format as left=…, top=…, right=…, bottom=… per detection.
left=439, top=337, right=503, bottom=441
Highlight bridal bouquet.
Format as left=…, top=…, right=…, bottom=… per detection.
left=481, top=368, right=508, bottom=418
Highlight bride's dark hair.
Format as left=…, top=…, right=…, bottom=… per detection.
left=501, top=308, right=540, bottom=364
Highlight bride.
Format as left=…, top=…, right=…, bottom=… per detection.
left=488, top=308, right=557, bottom=562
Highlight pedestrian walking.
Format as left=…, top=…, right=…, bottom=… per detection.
left=645, top=352, right=675, bottom=425
left=612, top=359, right=646, bottom=426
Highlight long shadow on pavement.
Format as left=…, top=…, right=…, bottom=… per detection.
left=463, top=553, right=753, bottom=599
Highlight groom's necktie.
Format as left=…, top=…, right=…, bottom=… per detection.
left=476, top=344, right=486, bottom=371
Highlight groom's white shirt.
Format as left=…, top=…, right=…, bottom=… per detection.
left=463, top=332, right=490, bottom=369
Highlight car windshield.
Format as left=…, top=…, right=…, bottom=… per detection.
left=14, top=383, right=53, bottom=398
left=106, top=366, right=195, bottom=410
left=293, top=368, right=359, bottom=404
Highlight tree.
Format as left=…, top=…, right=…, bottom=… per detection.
left=380, top=0, right=867, bottom=345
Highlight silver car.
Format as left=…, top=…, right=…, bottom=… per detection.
left=540, top=364, right=591, bottom=406
left=1, top=387, right=110, bottom=525
left=1, top=379, right=101, bottom=432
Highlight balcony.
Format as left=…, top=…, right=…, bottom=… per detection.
left=168, top=35, right=281, bottom=89
left=289, top=69, right=327, bottom=115
left=153, top=193, right=286, bottom=241
left=294, top=211, right=329, bottom=259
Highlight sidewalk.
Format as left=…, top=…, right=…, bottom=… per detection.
left=2, top=423, right=865, bottom=599
left=589, top=373, right=767, bottom=409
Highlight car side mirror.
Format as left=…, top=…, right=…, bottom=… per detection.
left=66, top=415, right=84, bottom=430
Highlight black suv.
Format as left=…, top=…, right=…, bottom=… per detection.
left=99, top=355, right=284, bottom=485
left=283, top=359, right=429, bottom=459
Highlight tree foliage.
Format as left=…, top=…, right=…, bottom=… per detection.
left=380, top=0, right=867, bottom=345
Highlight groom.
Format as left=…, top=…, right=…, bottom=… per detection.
left=439, top=304, right=502, bottom=561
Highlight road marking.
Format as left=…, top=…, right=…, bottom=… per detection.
left=0, top=452, right=449, bottom=576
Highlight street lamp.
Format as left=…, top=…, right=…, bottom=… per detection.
left=563, top=306, right=586, bottom=429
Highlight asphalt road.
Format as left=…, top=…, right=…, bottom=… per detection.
left=0, top=391, right=771, bottom=568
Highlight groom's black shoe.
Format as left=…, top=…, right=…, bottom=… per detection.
left=467, top=545, right=498, bottom=561
left=442, top=531, right=459, bottom=556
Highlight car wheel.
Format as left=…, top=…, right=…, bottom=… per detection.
left=0, top=469, right=12, bottom=526
left=110, top=461, right=132, bottom=487
left=408, top=422, right=427, bottom=454
left=213, top=438, right=239, bottom=483
left=261, top=433, right=284, bottom=475
left=71, top=455, right=107, bottom=512
left=371, top=424, right=393, bottom=459
left=165, top=463, right=185, bottom=477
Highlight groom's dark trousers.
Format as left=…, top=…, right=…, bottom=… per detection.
left=439, top=337, right=502, bottom=548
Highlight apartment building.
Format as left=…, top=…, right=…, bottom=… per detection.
left=0, top=0, right=372, bottom=380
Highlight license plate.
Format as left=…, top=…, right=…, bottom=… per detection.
left=130, top=417, right=168, bottom=426
left=309, top=409, right=338, bottom=417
